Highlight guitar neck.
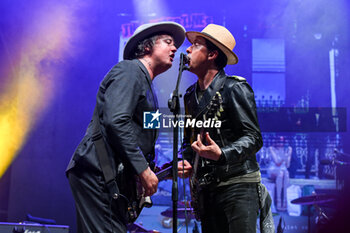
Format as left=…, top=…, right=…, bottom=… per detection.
left=156, top=166, right=172, bottom=181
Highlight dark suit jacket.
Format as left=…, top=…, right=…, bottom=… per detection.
left=66, top=59, right=158, bottom=176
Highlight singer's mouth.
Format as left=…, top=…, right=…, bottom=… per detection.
left=170, top=54, right=175, bottom=61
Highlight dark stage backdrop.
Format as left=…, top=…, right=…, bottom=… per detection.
left=0, top=0, right=349, bottom=232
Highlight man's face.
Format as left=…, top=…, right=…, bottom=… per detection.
left=186, top=36, right=209, bottom=73
left=150, top=34, right=177, bottom=70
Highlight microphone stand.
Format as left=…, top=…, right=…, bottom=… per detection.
left=168, top=53, right=189, bottom=233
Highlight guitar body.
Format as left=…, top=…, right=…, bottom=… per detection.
left=116, top=163, right=172, bottom=223
left=189, top=165, right=202, bottom=221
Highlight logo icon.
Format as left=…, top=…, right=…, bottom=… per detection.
left=143, top=110, right=162, bottom=129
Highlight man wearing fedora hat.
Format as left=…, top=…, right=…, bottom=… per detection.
left=178, top=24, right=273, bottom=232
left=66, top=21, right=185, bottom=233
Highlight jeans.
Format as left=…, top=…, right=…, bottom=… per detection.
left=199, top=182, right=260, bottom=233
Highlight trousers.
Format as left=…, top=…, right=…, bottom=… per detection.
left=199, top=182, right=260, bottom=233
left=68, top=167, right=127, bottom=233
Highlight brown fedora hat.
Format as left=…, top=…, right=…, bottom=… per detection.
left=186, top=24, right=238, bottom=65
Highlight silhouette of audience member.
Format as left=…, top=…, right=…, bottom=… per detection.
left=267, top=136, right=292, bottom=211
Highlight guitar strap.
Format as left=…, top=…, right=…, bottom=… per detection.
left=193, top=74, right=226, bottom=120
left=91, top=106, right=120, bottom=199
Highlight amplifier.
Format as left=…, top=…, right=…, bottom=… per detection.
left=0, top=222, right=69, bottom=233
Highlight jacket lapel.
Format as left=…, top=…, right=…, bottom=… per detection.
left=136, top=59, right=159, bottom=142
left=136, top=59, right=159, bottom=109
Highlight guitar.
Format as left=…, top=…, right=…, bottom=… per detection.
left=121, top=164, right=173, bottom=223
left=121, top=92, right=223, bottom=223
left=189, top=91, right=224, bottom=220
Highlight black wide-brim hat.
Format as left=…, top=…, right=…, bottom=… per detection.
left=123, top=21, right=185, bottom=60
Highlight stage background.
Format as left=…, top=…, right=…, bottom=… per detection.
left=0, top=0, right=349, bottom=232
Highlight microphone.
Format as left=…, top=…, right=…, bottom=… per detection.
left=180, top=53, right=190, bottom=65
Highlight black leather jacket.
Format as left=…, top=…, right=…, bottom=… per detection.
left=181, top=70, right=262, bottom=181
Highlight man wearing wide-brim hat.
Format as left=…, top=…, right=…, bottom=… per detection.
left=66, top=21, right=185, bottom=233
left=178, top=24, right=274, bottom=233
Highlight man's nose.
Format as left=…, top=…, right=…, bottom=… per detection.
left=171, top=44, right=177, bottom=52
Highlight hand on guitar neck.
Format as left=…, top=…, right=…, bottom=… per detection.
left=178, top=160, right=193, bottom=178
left=177, top=131, right=222, bottom=179
left=157, top=159, right=192, bottom=179
left=191, top=132, right=222, bottom=161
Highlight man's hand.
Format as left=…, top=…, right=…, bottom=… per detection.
left=191, top=132, right=222, bottom=161
left=139, top=167, right=158, bottom=196
left=178, top=160, right=192, bottom=178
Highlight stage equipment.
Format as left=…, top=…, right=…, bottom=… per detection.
left=321, top=149, right=350, bottom=190
left=320, top=158, right=349, bottom=166
left=291, top=193, right=334, bottom=233
left=291, top=194, right=335, bottom=206
left=0, top=222, right=69, bottom=233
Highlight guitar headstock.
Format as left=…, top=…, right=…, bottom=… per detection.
left=190, top=92, right=224, bottom=144
left=204, top=92, right=224, bottom=121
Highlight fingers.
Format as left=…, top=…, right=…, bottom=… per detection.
left=197, top=133, right=201, bottom=142
left=178, top=170, right=189, bottom=178
left=144, top=184, right=157, bottom=196
left=205, top=132, right=215, bottom=145
left=139, top=167, right=158, bottom=196
left=196, top=134, right=204, bottom=147
left=183, top=159, right=192, bottom=168
left=144, top=174, right=158, bottom=196
left=178, top=161, right=184, bottom=177
left=191, top=132, right=222, bottom=161
left=191, top=134, right=203, bottom=152
left=178, top=170, right=191, bottom=178
left=178, top=160, right=192, bottom=178
left=178, top=160, right=192, bottom=170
